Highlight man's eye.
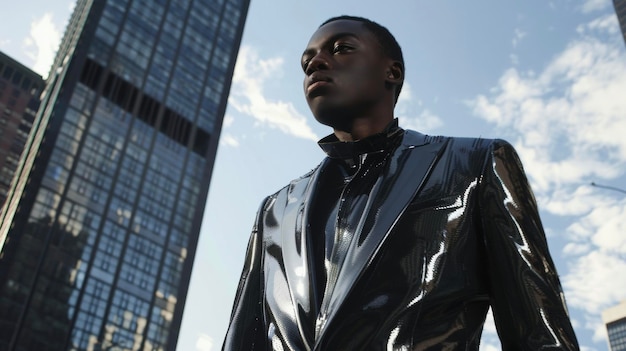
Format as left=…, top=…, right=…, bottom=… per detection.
left=333, top=44, right=352, bottom=53
left=302, top=60, right=310, bottom=71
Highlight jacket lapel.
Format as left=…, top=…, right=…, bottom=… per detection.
left=315, top=131, right=449, bottom=342
left=280, top=159, right=331, bottom=348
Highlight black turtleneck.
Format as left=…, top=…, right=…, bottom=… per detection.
left=317, top=118, right=403, bottom=171
left=307, top=119, right=404, bottom=316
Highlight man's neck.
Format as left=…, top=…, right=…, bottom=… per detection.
left=333, top=116, right=395, bottom=142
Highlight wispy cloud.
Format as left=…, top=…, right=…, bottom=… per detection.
left=223, top=114, right=235, bottom=128
left=577, top=13, right=619, bottom=35
left=195, top=333, right=214, bottom=351
left=23, top=13, right=61, bottom=78
left=469, top=24, right=626, bottom=194
left=217, top=115, right=242, bottom=147
left=512, top=28, right=527, bottom=48
left=220, top=133, right=240, bottom=148
left=468, top=13, right=626, bottom=344
left=228, top=46, right=318, bottom=141
left=580, top=0, right=611, bottom=13
left=563, top=250, right=626, bottom=314
left=396, top=82, right=444, bottom=133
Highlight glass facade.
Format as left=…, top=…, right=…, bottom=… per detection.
left=0, top=0, right=249, bottom=350
left=608, top=318, right=626, bottom=351
left=0, top=52, right=44, bottom=206
left=604, top=301, right=626, bottom=351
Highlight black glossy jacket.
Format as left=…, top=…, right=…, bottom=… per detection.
left=223, top=130, right=579, bottom=350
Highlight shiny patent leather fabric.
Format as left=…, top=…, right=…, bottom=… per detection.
left=223, top=130, right=579, bottom=350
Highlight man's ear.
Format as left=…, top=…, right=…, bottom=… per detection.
left=385, top=60, right=404, bottom=87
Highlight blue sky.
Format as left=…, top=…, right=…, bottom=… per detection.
left=2, top=1, right=626, bottom=350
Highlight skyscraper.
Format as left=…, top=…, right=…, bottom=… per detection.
left=0, top=52, right=44, bottom=206
left=615, top=0, right=626, bottom=47
left=604, top=301, right=626, bottom=351
left=0, top=0, right=249, bottom=349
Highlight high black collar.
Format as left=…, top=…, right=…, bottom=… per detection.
left=317, top=119, right=403, bottom=160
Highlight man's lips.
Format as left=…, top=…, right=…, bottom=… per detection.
left=306, top=74, right=332, bottom=96
left=307, top=81, right=331, bottom=94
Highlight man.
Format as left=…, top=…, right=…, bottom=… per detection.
left=223, top=16, right=579, bottom=350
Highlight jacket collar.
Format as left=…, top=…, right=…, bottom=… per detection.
left=317, top=119, right=403, bottom=162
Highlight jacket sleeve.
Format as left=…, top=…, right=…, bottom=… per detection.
left=222, top=198, right=268, bottom=351
left=479, top=140, right=579, bottom=350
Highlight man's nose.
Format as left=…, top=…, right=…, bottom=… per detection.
left=305, top=52, right=330, bottom=75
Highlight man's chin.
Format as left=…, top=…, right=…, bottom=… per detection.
left=312, top=111, right=353, bottom=131
left=310, top=100, right=336, bottom=121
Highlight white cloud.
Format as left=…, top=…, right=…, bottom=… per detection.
left=562, top=242, right=591, bottom=256
left=469, top=28, right=626, bottom=195
left=580, top=0, right=610, bottom=13
left=562, top=251, right=626, bottom=314
left=590, top=317, right=609, bottom=343
left=576, top=13, right=619, bottom=35
left=219, top=115, right=239, bottom=147
left=568, top=200, right=626, bottom=254
left=23, top=13, right=61, bottom=78
left=479, top=344, right=501, bottom=351
left=223, top=114, right=235, bottom=128
left=220, top=133, right=240, bottom=148
left=397, top=81, right=413, bottom=104
left=196, top=333, right=214, bottom=351
left=396, top=82, right=444, bottom=133
left=400, top=109, right=444, bottom=133
left=229, top=46, right=318, bottom=141
left=469, top=14, right=626, bottom=344
left=483, top=308, right=497, bottom=336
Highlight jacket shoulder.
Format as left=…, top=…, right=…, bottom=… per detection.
left=263, top=161, right=323, bottom=208
left=408, top=130, right=514, bottom=156
left=403, top=130, right=520, bottom=175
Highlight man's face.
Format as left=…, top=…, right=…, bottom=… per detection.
left=302, top=20, right=390, bottom=129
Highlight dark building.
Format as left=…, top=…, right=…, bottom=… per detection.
left=0, top=52, right=44, bottom=206
left=615, top=0, right=626, bottom=47
left=0, top=0, right=250, bottom=350
left=604, top=301, right=626, bottom=351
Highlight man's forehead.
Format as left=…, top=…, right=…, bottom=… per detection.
left=306, top=19, right=369, bottom=46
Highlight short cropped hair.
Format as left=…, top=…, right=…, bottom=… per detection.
left=320, top=15, right=405, bottom=103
